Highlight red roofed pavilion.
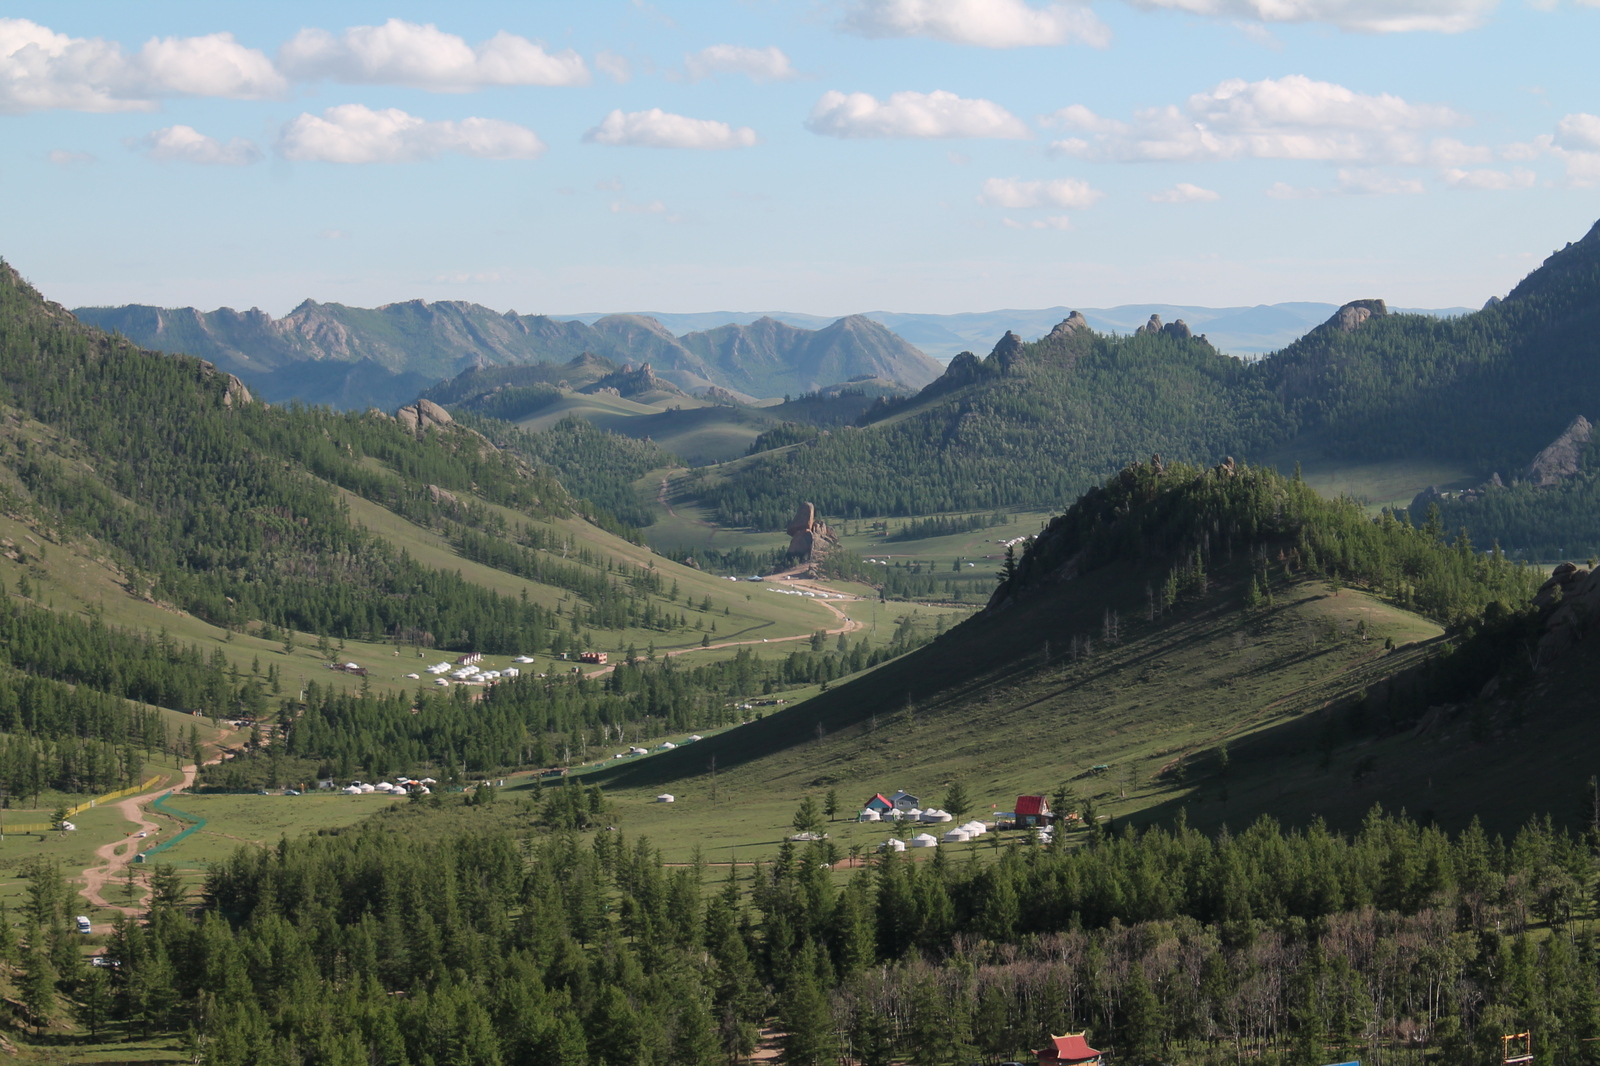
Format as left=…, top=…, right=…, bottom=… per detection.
left=1034, top=1032, right=1102, bottom=1066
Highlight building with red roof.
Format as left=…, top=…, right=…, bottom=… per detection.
left=864, top=793, right=894, bottom=813
left=1034, top=1032, right=1102, bottom=1066
left=1015, top=795, right=1053, bottom=828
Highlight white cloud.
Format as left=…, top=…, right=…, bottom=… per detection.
left=1149, top=182, right=1221, bottom=202
left=317, top=229, right=350, bottom=240
left=278, top=19, right=588, bottom=91
left=1118, top=0, right=1498, bottom=33
left=584, top=108, right=759, bottom=149
left=1440, top=166, right=1535, bottom=189
left=0, top=18, right=282, bottom=113
left=138, top=32, right=285, bottom=98
left=685, top=45, right=797, bottom=82
left=137, top=125, right=262, bottom=165
left=594, top=50, right=632, bottom=84
left=1336, top=167, right=1424, bottom=195
left=1048, top=75, right=1472, bottom=164
left=841, top=0, right=1111, bottom=47
left=979, top=176, right=1103, bottom=208
left=47, top=149, right=94, bottom=166
left=808, top=90, right=1030, bottom=139
left=1556, top=112, right=1600, bottom=151
left=594, top=178, right=625, bottom=191
left=1003, top=215, right=1074, bottom=229
left=277, top=104, right=545, bottom=163
left=1266, top=180, right=1320, bottom=198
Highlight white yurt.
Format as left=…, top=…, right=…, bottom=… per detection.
left=656, top=794, right=676, bottom=803
left=657, top=742, right=676, bottom=751
left=359, top=783, right=376, bottom=793
left=920, top=809, right=953, bottom=823
left=911, top=833, right=939, bottom=848
left=858, top=809, right=881, bottom=822
left=343, top=785, right=361, bottom=795
left=942, top=828, right=972, bottom=843
left=963, top=821, right=987, bottom=835
left=902, top=808, right=923, bottom=820
left=881, top=838, right=907, bottom=852
left=375, top=782, right=394, bottom=792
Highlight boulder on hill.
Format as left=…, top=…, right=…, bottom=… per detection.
left=1163, top=319, right=1192, bottom=341
left=396, top=398, right=453, bottom=438
left=1327, top=299, right=1388, bottom=333
left=699, top=385, right=747, bottom=406
left=1526, top=414, right=1593, bottom=486
left=1135, top=314, right=1163, bottom=336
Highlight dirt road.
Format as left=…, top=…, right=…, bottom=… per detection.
left=78, top=726, right=236, bottom=924
left=582, top=579, right=863, bottom=680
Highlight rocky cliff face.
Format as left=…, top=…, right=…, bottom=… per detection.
left=1527, top=414, right=1593, bottom=485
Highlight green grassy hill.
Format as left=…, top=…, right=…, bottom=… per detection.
left=600, top=459, right=1577, bottom=858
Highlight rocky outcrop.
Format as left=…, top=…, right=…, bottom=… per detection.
left=700, top=385, right=746, bottom=406
left=784, top=501, right=840, bottom=562
left=1135, top=314, right=1163, bottom=336
left=1483, top=295, right=1502, bottom=310
left=396, top=398, right=454, bottom=438
left=988, top=330, right=1025, bottom=374
left=1530, top=561, right=1600, bottom=666
left=427, top=484, right=459, bottom=507
left=1047, top=311, right=1090, bottom=340
left=1527, top=415, right=1592, bottom=486
left=1163, top=319, right=1192, bottom=341
left=1327, top=299, right=1388, bottom=333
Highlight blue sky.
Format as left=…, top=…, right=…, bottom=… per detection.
left=3, top=0, right=1599, bottom=318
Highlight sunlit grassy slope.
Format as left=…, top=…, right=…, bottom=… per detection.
left=591, top=548, right=1590, bottom=861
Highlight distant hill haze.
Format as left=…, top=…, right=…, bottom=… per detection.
left=72, top=298, right=944, bottom=410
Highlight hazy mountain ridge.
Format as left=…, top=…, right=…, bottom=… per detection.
left=72, top=298, right=941, bottom=410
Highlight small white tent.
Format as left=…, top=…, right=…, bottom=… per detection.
left=942, top=828, right=971, bottom=843
left=656, top=794, right=676, bottom=803
left=858, top=809, right=881, bottom=822
left=911, top=833, right=939, bottom=848
left=920, top=809, right=953, bottom=823
left=881, top=838, right=906, bottom=852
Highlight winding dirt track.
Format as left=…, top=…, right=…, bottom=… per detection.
left=78, top=726, right=236, bottom=924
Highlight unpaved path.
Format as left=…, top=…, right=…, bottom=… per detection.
left=78, top=726, right=237, bottom=925
left=582, top=581, right=863, bottom=680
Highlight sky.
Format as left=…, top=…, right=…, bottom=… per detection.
left=3, top=0, right=1599, bottom=318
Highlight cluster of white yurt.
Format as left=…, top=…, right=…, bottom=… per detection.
left=919, top=808, right=954, bottom=823
left=962, top=820, right=987, bottom=836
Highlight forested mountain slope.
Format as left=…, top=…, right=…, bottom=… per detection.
left=613, top=459, right=1589, bottom=838
left=0, top=258, right=860, bottom=793
left=74, top=297, right=940, bottom=409
left=698, top=217, right=1600, bottom=532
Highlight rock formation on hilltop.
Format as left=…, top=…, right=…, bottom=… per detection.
left=785, top=502, right=840, bottom=563
left=1133, top=314, right=1194, bottom=340
left=1328, top=299, right=1388, bottom=333
left=1047, top=311, right=1090, bottom=340
left=1526, top=414, right=1592, bottom=485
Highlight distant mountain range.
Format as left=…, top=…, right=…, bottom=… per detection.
left=72, top=299, right=943, bottom=411
left=564, top=303, right=1476, bottom=361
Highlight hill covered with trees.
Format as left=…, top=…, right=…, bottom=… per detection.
left=697, top=218, right=1600, bottom=548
